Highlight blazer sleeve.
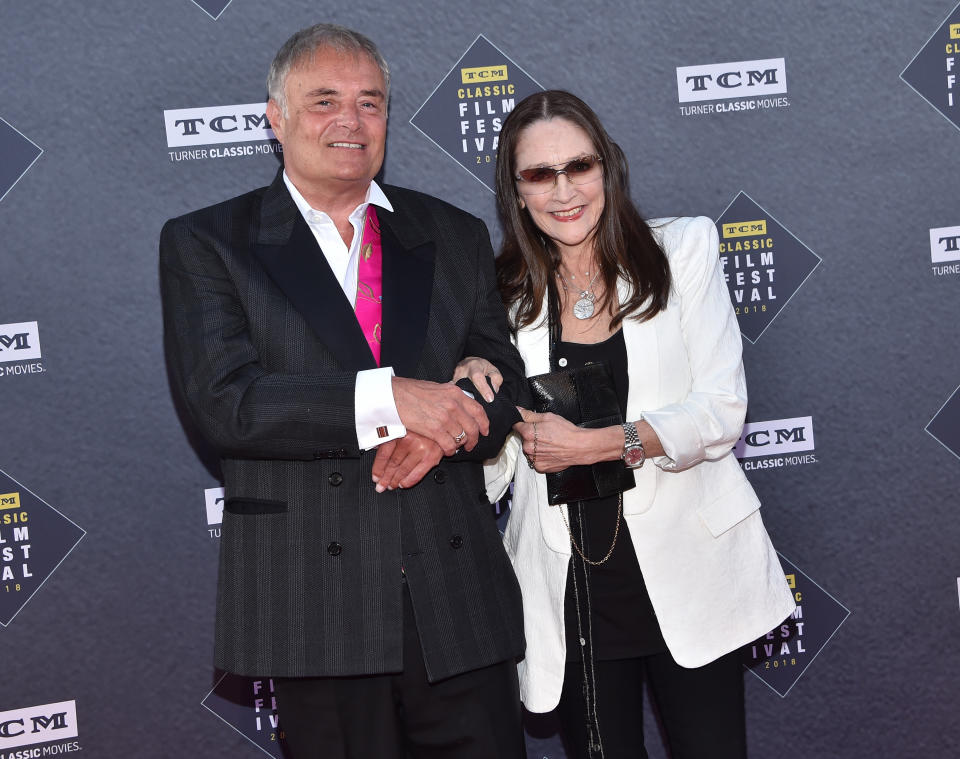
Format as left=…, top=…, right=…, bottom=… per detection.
left=483, top=432, right=521, bottom=503
left=641, top=216, right=748, bottom=471
left=159, top=214, right=362, bottom=460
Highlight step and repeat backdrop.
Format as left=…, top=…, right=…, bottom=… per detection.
left=1, top=0, right=959, bottom=756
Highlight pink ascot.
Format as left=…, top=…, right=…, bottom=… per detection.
left=355, top=205, right=383, bottom=365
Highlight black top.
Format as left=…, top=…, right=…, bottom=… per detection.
left=555, top=329, right=667, bottom=661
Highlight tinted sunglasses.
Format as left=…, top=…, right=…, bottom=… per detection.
left=515, top=154, right=603, bottom=195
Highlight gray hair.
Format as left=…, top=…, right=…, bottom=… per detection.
left=267, top=24, right=390, bottom=117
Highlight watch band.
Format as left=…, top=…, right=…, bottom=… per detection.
left=621, top=421, right=646, bottom=468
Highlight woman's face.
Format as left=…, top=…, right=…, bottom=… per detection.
left=513, top=118, right=605, bottom=261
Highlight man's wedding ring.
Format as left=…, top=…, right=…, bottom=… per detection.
left=453, top=430, right=467, bottom=443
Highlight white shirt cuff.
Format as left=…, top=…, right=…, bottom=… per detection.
left=355, top=367, right=406, bottom=450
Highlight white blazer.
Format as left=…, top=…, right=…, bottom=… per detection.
left=485, top=216, right=796, bottom=713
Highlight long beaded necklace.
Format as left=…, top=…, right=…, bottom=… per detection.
left=557, top=265, right=602, bottom=320
left=569, top=504, right=606, bottom=758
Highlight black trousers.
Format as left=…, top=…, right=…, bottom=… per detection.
left=557, top=650, right=746, bottom=759
left=274, top=585, right=525, bottom=759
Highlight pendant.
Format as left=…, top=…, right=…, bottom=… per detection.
left=572, top=291, right=595, bottom=320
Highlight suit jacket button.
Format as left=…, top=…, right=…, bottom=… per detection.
left=433, top=470, right=446, bottom=484
left=328, top=472, right=343, bottom=486
left=449, top=535, right=463, bottom=549
left=327, top=541, right=342, bottom=556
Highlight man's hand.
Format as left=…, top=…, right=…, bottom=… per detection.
left=392, top=377, right=489, bottom=455
left=372, top=432, right=444, bottom=491
left=451, top=357, right=503, bottom=402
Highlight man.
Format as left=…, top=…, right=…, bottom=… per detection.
left=160, top=24, right=526, bottom=758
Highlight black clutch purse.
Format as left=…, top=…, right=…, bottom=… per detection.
left=528, top=361, right=636, bottom=505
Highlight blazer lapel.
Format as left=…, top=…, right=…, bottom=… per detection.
left=515, top=300, right=551, bottom=377
left=618, top=276, right=660, bottom=424
left=512, top=301, right=568, bottom=552
left=378, top=207, right=435, bottom=379
left=253, top=172, right=376, bottom=371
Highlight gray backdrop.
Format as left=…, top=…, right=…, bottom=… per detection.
left=1, top=0, right=958, bottom=757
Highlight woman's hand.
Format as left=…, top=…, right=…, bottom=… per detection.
left=514, top=408, right=625, bottom=473
left=451, top=356, right=502, bottom=402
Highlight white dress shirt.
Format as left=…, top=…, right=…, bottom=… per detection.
left=283, top=172, right=405, bottom=450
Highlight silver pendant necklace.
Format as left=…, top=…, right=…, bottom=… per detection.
left=557, top=266, right=601, bottom=320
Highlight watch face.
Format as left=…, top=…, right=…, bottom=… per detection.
left=623, top=447, right=645, bottom=467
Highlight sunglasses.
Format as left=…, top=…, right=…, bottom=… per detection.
left=515, top=154, right=603, bottom=195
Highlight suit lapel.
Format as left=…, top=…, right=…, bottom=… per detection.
left=378, top=205, right=435, bottom=378
left=252, top=172, right=376, bottom=371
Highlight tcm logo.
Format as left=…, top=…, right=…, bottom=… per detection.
left=0, top=492, right=20, bottom=510
left=951, top=23, right=960, bottom=39
left=163, top=103, right=274, bottom=148
left=460, top=65, right=508, bottom=84
left=205, top=486, right=225, bottom=526
left=929, top=225, right=960, bottom=263
left=723, top=219, right=767, bottom=238
left=734, top=416, right=815, bottom=459
left=676, top=58, right=787, bottom=103
left=0, top=700, right=78, bottom=750
left=0, top=322, right=41, bottom=363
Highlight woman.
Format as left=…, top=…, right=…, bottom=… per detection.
left=459, top=91, right=795, bottom=758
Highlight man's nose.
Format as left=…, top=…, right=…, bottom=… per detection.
left=337, top=104, right=361, bottom=129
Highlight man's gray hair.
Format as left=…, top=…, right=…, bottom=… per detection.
left=267, top=23, right=390, bottom=117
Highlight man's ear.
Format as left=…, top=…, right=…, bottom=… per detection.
left=266, top=99, right=284, bottom=143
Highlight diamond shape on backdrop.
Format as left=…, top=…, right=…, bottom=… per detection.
left=741, top=553, right=850, bottom=697
left=0, top=118, right=42, bottom=205
left=190, top=0, right=233, bottom=20
left=715, top=192, right=821, bottom=343
left=0, top=469, right=85, bottom=626
left=901, top=1, right=960, bottom=133
left=202, top=673, right=285, bottom=758
left=410, top=35, right=544, bottom=192
left=926, top=384, right=960, bottom=460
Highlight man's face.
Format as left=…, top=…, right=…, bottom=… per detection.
left=267, top=46, right=387, bottom=201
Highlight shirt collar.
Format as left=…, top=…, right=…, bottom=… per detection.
left=282, top=171, right=394, bottom=223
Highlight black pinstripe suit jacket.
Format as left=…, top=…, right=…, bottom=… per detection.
left=160, top=170, right=526, bottom=681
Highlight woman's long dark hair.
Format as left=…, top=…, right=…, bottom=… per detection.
left=495, top=90, right=671, bottom=331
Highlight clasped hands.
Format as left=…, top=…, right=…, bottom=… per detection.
left=371, top=366, right=503, bottom=492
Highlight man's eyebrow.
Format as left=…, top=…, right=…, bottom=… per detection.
left=302, top=88, right=385, bottom=99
